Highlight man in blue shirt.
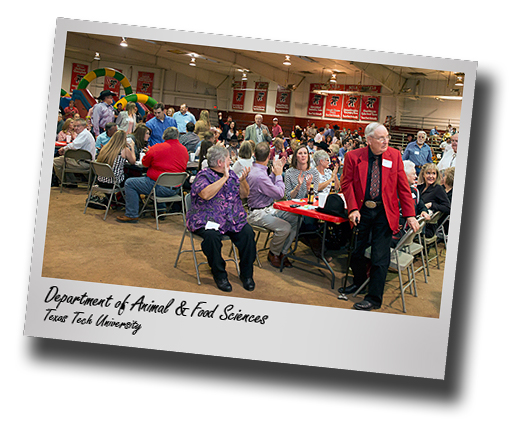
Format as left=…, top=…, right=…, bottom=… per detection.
left=146, top=103, right=177, bottom=146
left=402, top=130, right=433, bottom=175
left=172, top=103, right=196, bottom=134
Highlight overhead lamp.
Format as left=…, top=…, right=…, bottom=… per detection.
left=120, top=37, right=128, bottom=47
left=330, top=73, right=337, bottom=84
left=242, top=72, right=248, bottom=81
left=454, top=73, right=464, bottom=86
left=283, top=55, right=291, bottom=66
left=189, top=57, right=196, bottom=66
left=94, top=52, right=101, bottom=60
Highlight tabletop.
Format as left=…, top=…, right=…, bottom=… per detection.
left=273, top=199, right=347, bottom=224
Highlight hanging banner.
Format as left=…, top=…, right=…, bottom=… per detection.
left=253, top=82, right=269, bottom=112
left=359, top=85, right=382, bottom=121
left=307, top=83, right=325, bottom=117
left=275, top=86, right=291, bottom=114
left=136, top=71, right=154, bottom=96
left=342, top=85, right=361, bottom=120
left=324, top=84, right=344, bottom=118
left=104, top=69, right=122, bottom=99
left=232, top=81, right=246, bottom=110
left=70, top=63, right=89, bottom=92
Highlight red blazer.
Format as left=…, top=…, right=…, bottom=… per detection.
left=340, top=146, right=415, bottom=233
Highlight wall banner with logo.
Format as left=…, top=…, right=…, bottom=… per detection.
left=253, top=82, right=269, bottom=112
left=359, top=85, right=382, bottom=121
left=275, top=86, right=291, bottom=114
left=307, top=83, right=325, bottom=117
left=342, top=85, right=361, bottom=120
left=324, top=84, right=344, bottom=118
left=136, top=71, right=154, bottom=96
left=232, top=81, right=246, bottom=110
left=70, top=63, right=89, bottom=92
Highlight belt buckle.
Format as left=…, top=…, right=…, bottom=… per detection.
left=364, top=200, right=377, bottom=209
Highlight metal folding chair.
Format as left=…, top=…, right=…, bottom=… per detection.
left=84, top=162, right=126, bottom=220
left=422, top=211, right=443, bottom=273
left=60, top=149, right=92, bottom=192
left=139, top=172, right=188, bottom=230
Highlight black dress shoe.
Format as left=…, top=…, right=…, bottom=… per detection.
left=240, top=276, right=255, bottom=291
left=337, top=283, right=366, bottom=295
left=214, top=277, right=232, bottom=292
left=353, top=300, right=381, bottom=311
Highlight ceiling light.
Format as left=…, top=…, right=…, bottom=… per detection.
left=454, top=73, right=464, bottom=86
left=242, top=73, right=247, bottom=81
left=120, top=37, right=128, bottom=47
left=330, top=73, right=337, bottom=83
left=283, top=55, right=291, bottom=66
left=94, top=52, right=101, bottom=60
left=189, top=57, right=196, bottom=66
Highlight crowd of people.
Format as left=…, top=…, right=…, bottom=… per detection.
left=53, top=92, right=457, bottom=310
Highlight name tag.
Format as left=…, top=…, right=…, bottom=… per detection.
left=414, top=151, right=420, bottom=155
left=382, top=159, right=392, bottom=168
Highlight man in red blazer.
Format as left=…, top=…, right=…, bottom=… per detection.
left=340, top=122, right=419, bottom=310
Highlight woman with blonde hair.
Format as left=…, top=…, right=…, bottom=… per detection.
left=194, top=109, right=211, bottom=141
left=96, top=130, right=136, bottom=187
left=116, top=101, right=138, bottom=134
left=57, top=118, right=77, bottom=142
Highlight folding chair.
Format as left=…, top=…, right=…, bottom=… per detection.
left=60, top=149, right=92, bottom=192
left=436, top=215, right=450, bottom=252
left=84, top=162, right=126, bottom=220
left=352, top=224, right=421, bottom=313
left=404, top=216, right=428, bottom=283
left=174, top=193, right=240, bottom=285
left=422, top=211, right=443, bottom=273
left=250, top=225, right=272, bottom=268
left=139, top=172, right=188, bottom=230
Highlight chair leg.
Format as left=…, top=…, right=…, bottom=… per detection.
left=231, top=243, right=241, bottom=276
left=190, top=233, right=202, bottom=285
left=174, top=229, right=187, bottom=268
left=104, top=190, right=116, bottom=220
left=254, top=231, right=263, bottom=268
left=398, top=267, right=406, bottom=313
left=84, top=183, right=95, bottom=214
left=411, top=264, right=418, bottom=297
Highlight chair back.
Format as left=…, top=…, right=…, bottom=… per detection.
left=155, top=172, right=188, bottom=189
left=427, top=211, right=443, bottom=225
left=396, top=225, right=417, bottom=250
left=90, top=161, right=116, bottom=179
left=64, top=149, right=92, bottom=162
left=184, top=193, right=192, bottom=212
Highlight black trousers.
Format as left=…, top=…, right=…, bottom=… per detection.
left=194, top=224, right=256, bottom=281
left=350, top=205, right=393, bottom=306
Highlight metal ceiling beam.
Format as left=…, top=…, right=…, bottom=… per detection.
left=351, top=62, right=405, bottom=94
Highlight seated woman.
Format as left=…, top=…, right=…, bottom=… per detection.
left=442, top=166, right=454, bottom=204
left=57, top=118, right=77, bottom=143
left=269, top=137, right=288, bottom=162
left=186, top=145, right=255, bottom=293
left=231, top=140, right=254, bottom=178
left=313, top=150, right=339, bottom=194
left=96, top=130, right=136, bottom=188
left=391, top=161, right=431, bottom=246
left=417, top=163, right=451, bottom=237
left=197, top=139, right=214, bottom=171
left=128, top=123, right=151, bottom=158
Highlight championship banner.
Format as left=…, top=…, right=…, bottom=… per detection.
left=252, top=82, right=269, bottom=112
left=275, top=85, right=291, bottom=114
left=104, top=69, right=122, bottom=99
left=359, top=85, right=382, bottom=121
left=136, top=71, right=154, bottom=96
left=342, top=85, right=360, bottom=120
left=324, top=84, right=344, bottom=118
left=232, top=81, right=246, bottom=110
left=70, top=63, right=88, bottom=92
left=307, top=83, right=325, bottom=116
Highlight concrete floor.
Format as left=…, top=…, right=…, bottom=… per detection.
left=42, top=185, right=446, bottom=318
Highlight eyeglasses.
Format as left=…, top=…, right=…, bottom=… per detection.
left=372, top=135, right=391, bottom=142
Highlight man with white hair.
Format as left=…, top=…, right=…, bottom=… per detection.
left=402, top=130, right=433, bottom=175
left=340, top=122, right=419, bottom=311
left=244, top=114, right=272, bottom=144
left=437, top=133, right=458, bottom=172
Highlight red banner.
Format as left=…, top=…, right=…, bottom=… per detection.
left=342, top=85, right=360, bottom=120
left=359, top=85, right=382, bottom=121
left=104, top=69, right=122, bottom=99
left=253, top=82, right=269, bottom=112
left=136, top=71, right=154, bottom=96
left=275, top=86, right=291, bottom=114
left=324, top=84, right=344, bottom=118
left=232, top=81, right=246, bottom=110
left=70, top=63, right=89, bottom=92
left=307, top=83, right=325, bottom=117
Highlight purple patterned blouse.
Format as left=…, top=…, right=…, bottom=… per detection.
left=186, top=167, right=248, bottom=234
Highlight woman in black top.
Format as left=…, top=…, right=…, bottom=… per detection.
left=417, top=163, right=451, bottom=237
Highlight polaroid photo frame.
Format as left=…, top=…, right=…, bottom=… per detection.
left=24, top=18, right=476, bottom=379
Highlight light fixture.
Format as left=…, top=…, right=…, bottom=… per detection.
left=330, top=73, right=337, bottom=84
left=189, top=57, right=196, bottom=66
left=120, top=37, right=128, bottom=47
left=242, top=72, right=247, bottom=81
left=454, top=73, right=464, bottom=86
left=283, top=55, right=291, bottom=66
left=94, top=52, right=101, bottom=60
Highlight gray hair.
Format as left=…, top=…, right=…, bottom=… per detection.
left=403, top=160, right=416, bottom=176
left=162, top=127, right=179, bottom=140
left=313, top=150, right=330, bottom=166
left=417, top=130, right=427, bottom=139
left=207, top=145, right=229, bottom=168
left=364, top=122, right=384, bottom=138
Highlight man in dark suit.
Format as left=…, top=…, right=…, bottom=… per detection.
left=340, top=122, right=419, bottom=310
